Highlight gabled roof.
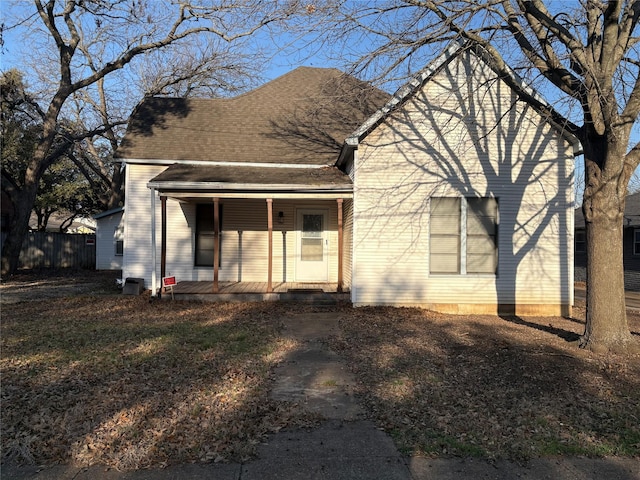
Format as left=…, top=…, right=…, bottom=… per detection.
left=93, top=207, right=124, bottom=220
left=116, top=67, right=389, bottom=166
left=338, top=41, right=582, bottom=166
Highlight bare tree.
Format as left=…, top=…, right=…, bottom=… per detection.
left=313, top=0, right=639, bottom=353
left=64, top=36, right=260, bottom=211
left=1, top=0, right=300, bottom=276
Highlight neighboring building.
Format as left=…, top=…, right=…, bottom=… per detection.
left=575, top=192, right=640, bottom=291
left=94, top=207, right=124, bottom=270
left=116, top=43, right=580, bottom=315
left=28, top=211, right=96, bottom=233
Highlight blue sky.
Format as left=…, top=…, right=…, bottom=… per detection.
left=2, top=1, right=638, bottom=199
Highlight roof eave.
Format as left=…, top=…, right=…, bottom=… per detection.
left=121, top=158, right=330, bottom=168
left=341, top=40, right=584, bottom=157
left=147, top=181, right=353, bottom=193
left=343, top=42, right=464, bottom=148
left=93, top=206, right=124, bottom=220
left=336, top=138, right=359, bottom=168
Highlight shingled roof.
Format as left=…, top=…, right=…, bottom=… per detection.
left=148, top=164, right=353, bottom=191
left=116, top=67, right=389, bottom=165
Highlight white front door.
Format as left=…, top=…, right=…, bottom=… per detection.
left=296, top=209, right=328, bottom=282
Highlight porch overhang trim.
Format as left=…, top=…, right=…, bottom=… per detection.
left=147, top=180, right=352, bottom=194
left=147, top=188, right=352, bottom=200
left=336, top=40, right=583, bottom=166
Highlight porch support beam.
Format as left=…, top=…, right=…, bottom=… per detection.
left=213, top=197, right=220, bottom=293
left=266, top=198, right=273, bottom=293
left=337, top=198, right=344, bottom=293
left=150, top=189, right=157, bottom=297
left=160, top=196, right=167, bottom=292
left=159, top=192, right=352, bottom=200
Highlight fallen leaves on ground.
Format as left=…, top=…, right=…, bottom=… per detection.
left=329, top=305, right=640, bottom=461
left=1, top=275, right=318, bottom=470
left=2, top=270, right=639, bottom=469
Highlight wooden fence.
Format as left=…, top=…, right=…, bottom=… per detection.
left=1, top=232, right=96, bottom=269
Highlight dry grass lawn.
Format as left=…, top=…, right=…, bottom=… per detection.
left=330, top=305, right=640, bottom=460
left=1, top=271, right=317, bottom=470
left=1, top=270, right=639, bottom=470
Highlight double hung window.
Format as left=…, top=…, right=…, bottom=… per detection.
left=114, top=226, right=124, bottom=256
left=430, top=197, right=498, bottom=274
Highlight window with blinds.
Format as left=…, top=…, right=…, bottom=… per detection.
left=429, top=197, right=498, bottom=274
left=430, top=198, right=461, bottom=273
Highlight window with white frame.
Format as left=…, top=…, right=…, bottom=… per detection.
left=195, top=203, right=222, bottom=267
left=430, top=197, right=498, bottom=274
left=114, top=226, right=124, bottom=256
left=634, top=229, right=640, bottom=256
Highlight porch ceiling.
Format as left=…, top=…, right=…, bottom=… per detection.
left=147, top=163, right=353, bottom=199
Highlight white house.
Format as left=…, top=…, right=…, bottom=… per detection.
left=94, top=207, right=124, bottom=270
left=115, top=43, right=579, bottom=315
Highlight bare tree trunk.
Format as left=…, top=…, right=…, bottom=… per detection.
left=582, top=194, right=629, bottom=352
left=1, top=179, right=38, bottom=275
left=581, top=138, right=637, bottom=354
left=1, top=95, right=61, bottom=275
left=107, top=164, right=125, bottom=210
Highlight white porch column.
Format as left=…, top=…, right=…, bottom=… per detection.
left=266, top=198, right=273, bottom=293
left=337, top=198, right=344, bottom=293
left=150, top=188, right=157, bottom=297
left=213, top=197, right=220, bottom=293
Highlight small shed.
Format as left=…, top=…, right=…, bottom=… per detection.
left=94, top=207, right=124, bottom=270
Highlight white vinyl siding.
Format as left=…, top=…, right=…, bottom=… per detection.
left=351, top=49, right=574, bottom=312
left=122, top=175, right=346, bottom=288
left=95, top=210, right=124, bottom=270
left=123, top=165, right=165, bottom=283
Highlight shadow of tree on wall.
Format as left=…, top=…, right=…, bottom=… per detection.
left=350, top=46, right=574, bottom=310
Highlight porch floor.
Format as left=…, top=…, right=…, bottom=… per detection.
left=163, top=281, right=350, bottom=303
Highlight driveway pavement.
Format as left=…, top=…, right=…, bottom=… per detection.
left=574, top=285, right=640, bottom=311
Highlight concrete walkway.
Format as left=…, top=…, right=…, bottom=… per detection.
left=3, top=311, right=639, bottom=480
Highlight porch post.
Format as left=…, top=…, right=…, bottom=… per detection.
left=150, top=189, right=157, bottom=297
left=213, top=197, right=220, bottom=293
left=266, top=198, right=273, bottom=293
left=337, top=198, right=344, bottom=293
left=160, top=195, right=167, bottom=291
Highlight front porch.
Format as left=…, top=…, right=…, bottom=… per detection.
left=162, top=281, right=350, bottom=303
